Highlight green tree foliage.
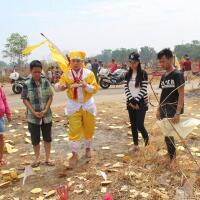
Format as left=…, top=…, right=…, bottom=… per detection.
left=174, top=40, right=200, bottom=61
left=96, top=49, right=112, bottom=63
left=112, top=48, right=138, bottom=63
left=2, top=33, right=28, bottom=67
left=94, top=48, right=137, bottom=64
left=139, top=46, right=157, bottom=63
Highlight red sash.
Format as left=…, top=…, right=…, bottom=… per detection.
left=71, top=69, right=83, bottom=100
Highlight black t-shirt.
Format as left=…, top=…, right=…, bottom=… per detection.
left=159, top=69, right=185, bottom=118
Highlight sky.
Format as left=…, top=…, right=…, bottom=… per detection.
left=0, top=0, right=200, bottom=62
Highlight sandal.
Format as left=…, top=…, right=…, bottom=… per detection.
left=129, top=145, right=139, bottom=153
left=69, top=155, right=79, bottom=168
left=0, top=159, right=7, bottom=166
left=85, top=149, right=92, bottom=159
left=45, top=160, right=55, bottom=166
left=31, top=161, right=41, bottom=168
left=144, top=138, right=150, bottom=146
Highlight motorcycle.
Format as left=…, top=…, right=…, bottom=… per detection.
left=98, top=68, right=127, bottom=89
left=9, top=71, right=26, bottom=94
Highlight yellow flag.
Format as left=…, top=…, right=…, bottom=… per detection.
left=174, top=55, right=181, bottom=70
left=22, top=40, right=47, bottom=55
left=48, top=43, right=69, bottom=73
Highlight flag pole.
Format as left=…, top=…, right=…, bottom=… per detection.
left=40, top=33, right=67, bottom=59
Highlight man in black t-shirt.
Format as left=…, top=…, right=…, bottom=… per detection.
left=157, top=49, right=185, bottom=166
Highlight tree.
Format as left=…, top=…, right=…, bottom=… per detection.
left=92, top=48, right=138, bottom=65
left=174, top=44, right=192, bottom=59
left=192, top=40, right=200, bottom=46
left=174, top=40, right=200, bottom=61
left=2, top=33, right=28, bottom=67
left=139, top=46, right=157, bottom=64
left=96, top=49, right=112, bottom=63
left=112, top=48, right=138, bottom=63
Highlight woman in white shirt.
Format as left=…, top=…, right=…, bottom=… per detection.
left=124, top=52, right=149, bottom=152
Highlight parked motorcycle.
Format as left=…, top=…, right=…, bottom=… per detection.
left=98, top=68, right=127, bottom=89
left=9, top=71, right=26, bottom=94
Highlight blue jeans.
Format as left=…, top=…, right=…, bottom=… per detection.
left=0, top=118, right=5, bottom=133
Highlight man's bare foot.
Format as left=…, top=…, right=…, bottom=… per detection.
left=129, top=145, right=139, bottom=153
left=85, top=148, right=92, bottom=158
left=69, top=153, right=79, bottom=168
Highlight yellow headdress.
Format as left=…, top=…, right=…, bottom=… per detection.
left=69, top=51, right=86, bottom=60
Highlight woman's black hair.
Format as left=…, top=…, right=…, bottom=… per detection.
left=126, top=63, right=143, bottom=87
left=30, top=60, right=42, bottom=70
left=126, top=53, right=143, bottom=87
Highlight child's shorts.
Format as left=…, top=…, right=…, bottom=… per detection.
left=0, top=118, right=5, bottom=134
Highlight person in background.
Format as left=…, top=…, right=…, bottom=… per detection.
left=21, top=60, right=54, bottom=167
left=182, top=54, right=192, bottom=82
left=157, top=49, right=185, bottom=168
left=198, top=59, right=200, bottom=72
left=109, top=59, right=118, bottom=74
left=47, top=67, right=53, bottom=83
left=86, top=60, right=92, bottom=70
left=0, top=85, right=12, bottom=166
left=52, top=66, right=60, bottom=83
left=51, top=66, right=56, bottom=83
left=121, top=63, right=128, bottom=70
left=98, top=61, right=103, bottom=71
left=55, top=66, right=61, bottom=82
left=92, top=59, right=99, bottom=82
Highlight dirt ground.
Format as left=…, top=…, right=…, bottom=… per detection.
left=1, top=77, right=200, bottom=200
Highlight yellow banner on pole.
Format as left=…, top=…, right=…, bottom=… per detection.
left=22, top=40, right=47, bottom=55
left=174, top=55, right=181, bottom=70
left=48, top=42, right=69, bottom=73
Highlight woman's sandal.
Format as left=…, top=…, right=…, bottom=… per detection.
left=31, top=161, right=41, bottom=168
left=144, top=138, right=150, bottom=146
left=0, top=159, right=7, bottom=166
left=129, top=145, right=139, bottom=153
left=45, top=160, right=55, bottom=166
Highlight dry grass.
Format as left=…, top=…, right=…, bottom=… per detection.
left=1, top=91, right=200, bottom=199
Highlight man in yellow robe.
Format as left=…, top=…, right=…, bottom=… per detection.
left=55, top=51, right=99, bottom=167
